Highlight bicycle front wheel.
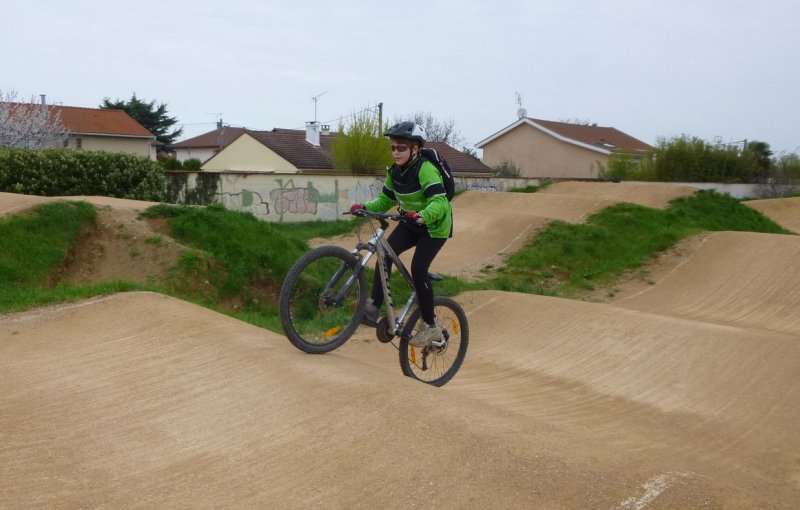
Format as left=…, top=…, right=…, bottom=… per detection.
left=279, top=245, right=367, bottom=354
left=399, top=296, right=469, bottom=386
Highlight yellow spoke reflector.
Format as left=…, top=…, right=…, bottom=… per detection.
left=409, top=346, right=417, bottom=364
left=323, top=325, right=342, bottom=338
left=451, top=318, right=460, bottom=335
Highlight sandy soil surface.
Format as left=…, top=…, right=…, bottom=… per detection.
left=745, top=196, right=800, bottom=233
left=2, top=184, right=800, bottom=509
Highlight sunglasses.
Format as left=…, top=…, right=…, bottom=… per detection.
left=390, top=144, right=410, bottom=153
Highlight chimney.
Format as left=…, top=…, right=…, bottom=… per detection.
left=305, top=121, right=320, bottom=146
left=321, top=124, right=330, bottom=136
left=40, top=94, right=47, bottom=114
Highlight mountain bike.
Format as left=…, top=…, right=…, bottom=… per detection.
left=278, top=210, right=469, bottom=386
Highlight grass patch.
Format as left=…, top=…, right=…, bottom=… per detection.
left=0, top=280, right=147, bottom=313
left=0, top=201, right=155, bottom=313
left=3, top=189, right=793, bottom=337
left=0, top=201, right=96, bottom=288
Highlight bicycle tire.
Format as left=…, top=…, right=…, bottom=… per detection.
left=399, top=296, right=469, bottom=386
left=279, top=245, right=367, bottom=354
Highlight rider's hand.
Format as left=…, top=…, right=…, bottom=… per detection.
left=403, top=211, right=424, bottom=224
left=349, top=203, right=365, bottom=216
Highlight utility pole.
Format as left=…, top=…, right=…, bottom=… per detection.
left=377, top=102, right=383, bottom=135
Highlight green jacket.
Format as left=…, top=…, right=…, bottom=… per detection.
left=364, top=156, right=453, bottom=238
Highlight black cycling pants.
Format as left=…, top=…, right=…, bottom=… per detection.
left=371, top=222, right=446, bottom=325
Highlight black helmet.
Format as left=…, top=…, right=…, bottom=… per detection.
left=384, top=122, right=426, bottom=144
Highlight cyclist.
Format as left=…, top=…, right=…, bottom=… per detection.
left=349, top=121, right=453, bottom=347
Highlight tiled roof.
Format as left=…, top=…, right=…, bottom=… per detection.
left=237, top=129, right=491, bottom=173
left=531, top=118, right=652, bottom=154
left=426, top=142, right=493, bottom=174
left=174, top=127, right=249, bottom=148
left=51, top=105, right=153, bottom=137
left=249, top=129, right=335, bottom=170
left=476, top=117, right=653, bottom=154
left=2, top=103, right=153, bottom=138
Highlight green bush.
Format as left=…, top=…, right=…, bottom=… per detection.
left=493, top=160, right=521, bottom=178
left=644, top=136, right=758, bottom=183
left=182, top=158, right=203, bottom=170
left=0, top=148, right=166, bottom=201
left=331, top=112, right=392, bottom=174
left=598, top=153, right=654, bottom=181
left=160, top=157, right=183, bottom=170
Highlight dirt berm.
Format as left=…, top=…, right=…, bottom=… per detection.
left=2, top=182, right=799, bottom=509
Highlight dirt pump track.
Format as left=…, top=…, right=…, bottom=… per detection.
left=1, top=182, right=800, bottom=509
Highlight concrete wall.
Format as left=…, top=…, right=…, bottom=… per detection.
left=173, top=171, right=784, bottom=223
left=175, top=172, right=540, bottom=223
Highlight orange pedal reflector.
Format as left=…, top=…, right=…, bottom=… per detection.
left=324, top=325, right=342, bottom=338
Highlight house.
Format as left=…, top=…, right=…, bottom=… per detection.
left=173, top=126, right=249, bottom=163
left=201, top=122, right=493, bottom=175
left=476, top=115, right=653, bottom=179
left=57, top=105, right=156, bottom=159
left=1, top=100, right=156, bottom=159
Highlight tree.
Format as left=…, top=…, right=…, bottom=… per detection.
left=743, top=140, right=773, bottom=180
left=0, top=90, right=67, bottom=148
left=331, top=110, right=392, bottom=174
left=100, top=93, right=183, bottom=150
left=393, top=111, right=466, bottom=149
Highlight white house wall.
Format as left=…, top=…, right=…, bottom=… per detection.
left=201, top=134, right=298, bottom=172
left=70, top=135, right=154, bottom=159
left=176, top=147, right=217, bottom=163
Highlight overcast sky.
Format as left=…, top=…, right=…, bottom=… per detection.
left=4, top=0, right=799, bottom=154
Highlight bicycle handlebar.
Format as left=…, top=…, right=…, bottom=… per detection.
left=343, top=210, right=413, bottom=229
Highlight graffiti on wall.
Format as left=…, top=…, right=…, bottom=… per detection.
left=268, top=179, right=342, bottom=221
left=464, top=178, right=499, bottom=192
left=197, top=173, right=407, bottom=223
left=221, top=189, right=271, bottom=216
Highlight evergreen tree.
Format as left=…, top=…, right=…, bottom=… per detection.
left=101, top=93, right=183, bottom=150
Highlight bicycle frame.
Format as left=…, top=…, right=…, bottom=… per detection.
left=350, top=214, right=419, bottom=341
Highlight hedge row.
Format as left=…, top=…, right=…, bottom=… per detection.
left=0, top=148, right=166, bottom=201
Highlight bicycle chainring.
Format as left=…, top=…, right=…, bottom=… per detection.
left=375, top=317, right=394, bottom=343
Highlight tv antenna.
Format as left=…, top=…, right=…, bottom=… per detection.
left=312, top=91, right=328, bottom=123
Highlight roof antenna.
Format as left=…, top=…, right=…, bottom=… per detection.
left=312, top=91, right=327, bottom=123
left=515, top=91, right=526, bottom=119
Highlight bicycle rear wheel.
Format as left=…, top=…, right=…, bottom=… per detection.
left=279, top=245, right=367, bottom=354
left=399, top=296, right=469, bottom=386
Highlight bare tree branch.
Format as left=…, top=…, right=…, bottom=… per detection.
left=393, top=111, right=466, bottom=148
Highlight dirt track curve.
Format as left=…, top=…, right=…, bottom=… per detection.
left=2, top=183, right=800, bottom=509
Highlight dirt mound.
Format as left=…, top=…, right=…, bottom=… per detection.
left=615, top=231, right=800, bottom=336
left=2, top=292, right=793, bottom=508
left=2, top=185, right=799, bottom=507
left=745, top=196, right=800, bottom=233
left=0, top=193, right=185, bottom=286
left=316, top=181, right=697, bottom=280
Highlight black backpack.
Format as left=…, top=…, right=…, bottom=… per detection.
left=420, top=147, right=455, bottom=201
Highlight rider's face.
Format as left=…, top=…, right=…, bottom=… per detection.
left=390, top=138, right=415, bottom=165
